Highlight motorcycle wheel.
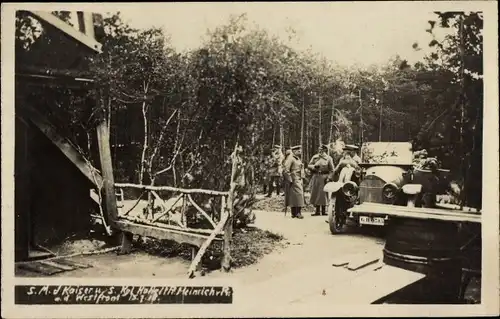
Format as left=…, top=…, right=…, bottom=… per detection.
left=328, top=196, right=346, bottom=234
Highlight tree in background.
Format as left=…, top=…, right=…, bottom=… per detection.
left=15, top=11, right=483, bottom=210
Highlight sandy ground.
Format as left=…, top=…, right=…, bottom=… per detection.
left=45, top=201, right=385, bottom=284
left=17, top=193, right=481, bottom=305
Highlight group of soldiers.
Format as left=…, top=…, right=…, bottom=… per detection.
left=262, top=143, right=361, bottom=219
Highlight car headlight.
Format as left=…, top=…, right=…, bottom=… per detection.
left=342, top=181, right=358, bottom=200
left=382, top=183, right=399, bottom=202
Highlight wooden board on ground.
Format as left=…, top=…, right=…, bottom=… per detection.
left=38, top=260, right=75, bottom=271
left=16, top=262, right=66, bottom=276
left=16, top=258, right=92, bottom=276
left=346, top=251, right=381, bottom=271
left=53, top=258, right=92, bottom=269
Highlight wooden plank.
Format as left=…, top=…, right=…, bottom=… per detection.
left=115, top=183, right=229, bottom=196
left=17, top=262, right=66, bottom=276
left=331, top=251, right=376, bottom=267
left=29, top=11, right=102, bottom=53
left=118, top=216, right=224, bottom=237
left=54, top=258, right=92, bottom=269
left=363, top=202, right=481, bottom=216
left=38, top=260, right=75, bottom=271
left=349, top=203, right=481, bottom=223
left=114, top=220, right=222, bottom=249
left=187, top=212, right=229, bottom=278
left=346, top=253, right=380, bottom=271
left=96, top=117, right=119, bottom=224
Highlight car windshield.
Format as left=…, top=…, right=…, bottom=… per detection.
left=361, top=142, right=413, bottom=165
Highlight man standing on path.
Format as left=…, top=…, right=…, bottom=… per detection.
left=283, top=145, right=305, bottom=219
left=266, top=145, right=284, bottom=197
left=282, top=147, right=293, bottom=213
left=308, top=144, right=334, bottom=216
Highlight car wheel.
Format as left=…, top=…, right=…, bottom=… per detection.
left=328, top=196, right=346, bottom=234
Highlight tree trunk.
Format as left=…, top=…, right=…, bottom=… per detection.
left=139, top=104, right=149, bottom=184
left=379, top=97, right=383, bottom=142
left=458, top=14, right=466, bottom=209
left=306, top=113, right=310, bottom=161
left=318, top=96, right=322, bottom=146
left=358, top=89, right=363, bottom=146
left=300, top=91, right=305, bottom=162
left=272, top=125, right=276, bottom=147
left=329, top=98, right=335, bottom=144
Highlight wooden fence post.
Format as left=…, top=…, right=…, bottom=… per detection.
left=222, top=144, right=239, bottom=272
left=95, top=104, right=123, bottom=250
left=222, top=191, right=234, bottom=272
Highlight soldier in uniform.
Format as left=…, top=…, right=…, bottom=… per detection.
left=351, top=144, right=362, bottom=165
left=308, top=144, right=335, bottom=216
left=266, top=145, right=284, bottom=197
left=282, top=147, right=293, bottom=206
left=283, top=145, right=305, bottom=219
left=334, top=144, right=361, bottom=182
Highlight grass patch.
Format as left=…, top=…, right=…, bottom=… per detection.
left=134, top=227, right=287, bottom=271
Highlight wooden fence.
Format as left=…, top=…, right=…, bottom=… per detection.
left=113, top=183, right=234, bottom=278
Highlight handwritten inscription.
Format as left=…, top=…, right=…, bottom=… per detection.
left=15, top=285, right=233, bottom=304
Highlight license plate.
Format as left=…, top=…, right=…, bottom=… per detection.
left=359, top=216, right=385, bottom=226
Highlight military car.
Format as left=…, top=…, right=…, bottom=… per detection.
left=324, top=142, right=451, bottom=234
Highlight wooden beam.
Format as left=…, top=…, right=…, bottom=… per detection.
left=29, top=11, right=102, bottom=53
left=115, top=182, right=229, bottom=196
left=19, top=105, right=102, bottom=187
left=118, top=215, right=224, bottom=237
left=361, top=202, right=481, bottom=216
left=96, top=118, right=119, bottom=226
left=113, top=220, right=222, bottom=248
left=348, top=203, right=481, bottom=223
left=187, top=211, right=229, bottom=278
left=16, top=73, right=94, bottom=90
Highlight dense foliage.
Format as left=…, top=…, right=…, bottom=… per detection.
left=15, top=11, right=483, bottom=209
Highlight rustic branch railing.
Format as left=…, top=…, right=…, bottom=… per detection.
left=114, top=183, right=229, bottom=196
left=113, top=182, right=234, bottom=278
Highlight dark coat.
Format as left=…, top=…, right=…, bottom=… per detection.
left=308, top=153, right=334, bottom=206
left=283, top=154, right=305, bottom=207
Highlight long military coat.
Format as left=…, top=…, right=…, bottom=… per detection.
left=308, top=153, right=334, bottom=206
left=283, top=154, right=305, bottom=207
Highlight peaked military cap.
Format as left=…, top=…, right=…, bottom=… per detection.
left=291, top=145, right=302, bottom=150
left=344, top=144, right=359, bottom=151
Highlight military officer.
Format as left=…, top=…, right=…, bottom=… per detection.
left=283, top=145, right=305, bottom=219
left=308, top=144, right=335, bottom=216
left=266, top=145, right=284, bottom=197
left=334, top=144, right=361, bottom=182
left=282, top=146, right=293, bottom=206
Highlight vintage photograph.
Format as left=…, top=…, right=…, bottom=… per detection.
left=2, top=1, right=499, bottom=316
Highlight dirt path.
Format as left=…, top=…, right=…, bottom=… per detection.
left=205, top=209, right=385, bottom=286
left=36, top=205, right=383, bottom=282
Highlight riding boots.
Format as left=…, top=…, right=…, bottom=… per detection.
left=312, top=206, right=321, bottom=216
